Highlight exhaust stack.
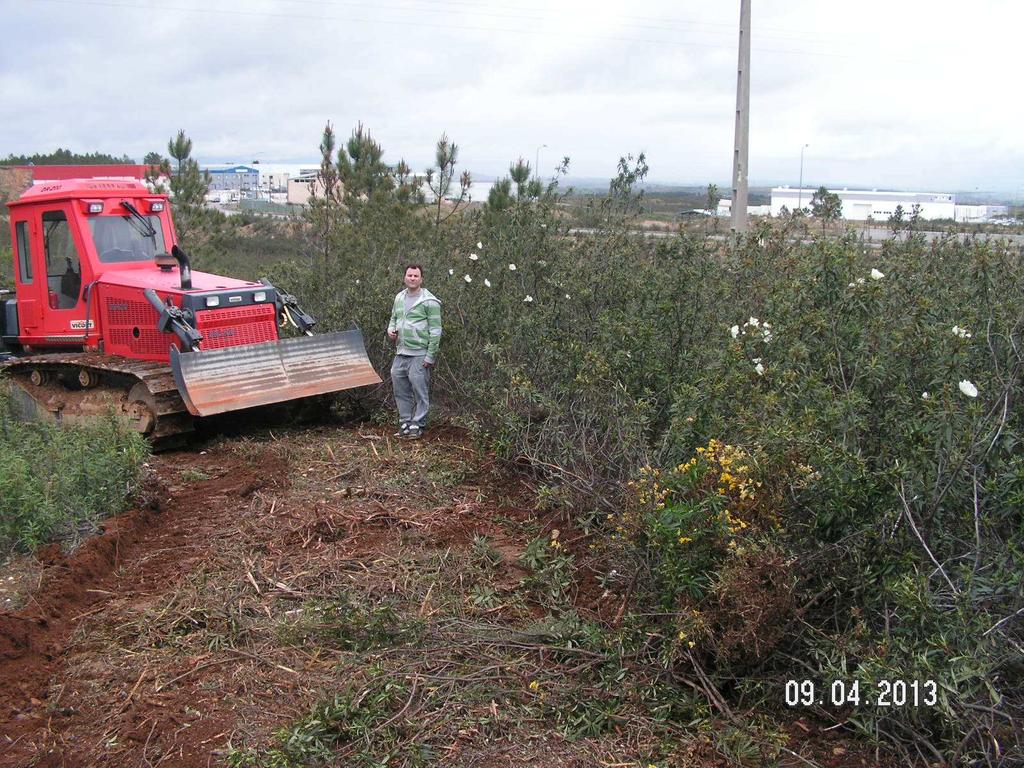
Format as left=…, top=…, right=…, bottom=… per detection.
left=171, top=245, right=193, bottom=290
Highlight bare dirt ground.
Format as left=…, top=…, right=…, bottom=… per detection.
left=0, top=425, right=883, bottom=768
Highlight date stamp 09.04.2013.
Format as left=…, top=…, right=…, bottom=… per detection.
left=785, top=679, right=939, bottom=709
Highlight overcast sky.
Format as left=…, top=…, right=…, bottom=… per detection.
left=3, top=0, right=1022, bottom=193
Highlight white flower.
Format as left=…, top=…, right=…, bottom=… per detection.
left=469, top=253, right=478, bottom=261
left=952, top=325, right=972, bottom=339
left=870, top=268, right=885, bottom=280
left=476, top=241, right=483, bottom=249
left=524, top=295, right=534, bottom=303
left=508, top=263, right=517, bottom=271
left=857, top=277, right=865, bottom=285
left=921, top=391, right=930, bottom=399
left=958, top=379, right=978, bottom=398
left=754, top=362, right=765, bottom=376
left=464, top=274, right=472, bottom=283
left=565, top=293, right=571, bottom=299
left=484, top=278, right=491, bottom=288
left=448, top=268, right=454, bottom=275
left=355, top=279, right=360, bottom=284
left=746, top=316, right=760, bottom=328
left=752, top=357, right=762, bottom=364
left=729, top=325, right=740, bottom=338
left=848, top=282, right=857, bottom=288
left=762, top=331, right=773, bottom=343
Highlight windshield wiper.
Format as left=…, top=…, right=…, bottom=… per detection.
left=120, top=201, right=157, bottom=239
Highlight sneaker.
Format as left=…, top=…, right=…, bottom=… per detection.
left=403, top=425, right=423, bottom=440
left=393, top=423, right=410, bottom=437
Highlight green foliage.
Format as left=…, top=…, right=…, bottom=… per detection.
left=520, top=531, right=576, bottom=609
left=166, top=129, right=210, bottom=212
left=227, top=679, right=437, bottom=768
left=1, top=148, right=135, bottom=165
left=0, top=381, right=148, bottom=553
left=186, top=124, right=1024, bottom=762
left=704, top=183, right=720, bottom=213
left=889, top=203, right=905, bottom=231
left=143, top=150, right=171, bottom=194
left=337, top=122, right=396, bottom=207
left=424, top=133, right=471, bottom=225
left=810, top=185, right=842, bottom=225
left=0, top=235, right=11, bottom=291
left=277, top=592, right=424, bottom=651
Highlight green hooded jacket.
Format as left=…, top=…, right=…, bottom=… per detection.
left=388, top=288, right=442, bottom=363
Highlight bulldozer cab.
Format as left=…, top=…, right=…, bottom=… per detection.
left=7, top=180, right=175, bottom=348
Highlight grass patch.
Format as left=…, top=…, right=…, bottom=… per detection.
left=277, top=592, right=424, bottom=652
left=0, top=379, right=148, bottom=553
left=179, top=468, right=213, bottom=483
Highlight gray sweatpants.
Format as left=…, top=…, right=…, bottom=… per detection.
left=391, top=354, right=431, bottom=428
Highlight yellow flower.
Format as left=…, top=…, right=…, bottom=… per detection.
left=529, top=680, right=540, bottom=692
left=677, top=536, right=692, bottom=545
left=677, top=630, right=687, bottom=641
left=687, top=640, right=695, bottom=648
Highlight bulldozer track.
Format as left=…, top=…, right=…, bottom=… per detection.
left=1, top=352, right=194, bottom=450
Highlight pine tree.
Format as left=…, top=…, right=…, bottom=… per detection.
left=166, top=130, right=209, bottom=208
left=424, top=134, right=471, bottom=226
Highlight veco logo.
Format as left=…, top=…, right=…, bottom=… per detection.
left=70, top=320, right=96, bottom=330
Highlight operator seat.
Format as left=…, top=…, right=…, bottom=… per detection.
left=60, top=256, right=81, bottom=305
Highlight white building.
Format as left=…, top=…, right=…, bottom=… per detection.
left=953, top=204, right=1009, bottom=223
left=771, top=187, right=959, bottom=221
left=716, top=199, right=771, bottom=217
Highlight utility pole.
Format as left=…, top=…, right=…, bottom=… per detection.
left=730, top=0, right=751, bottom=234
left=797, top=143, right=809, bottom=211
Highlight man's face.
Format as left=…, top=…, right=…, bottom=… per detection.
left=404, top=268, right=422, bottom=291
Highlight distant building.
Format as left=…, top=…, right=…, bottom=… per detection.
left=266, top=171, right=292, bottom=192
left=287, top=173, right=324, bottom=205
left=717, top=199, right=771, bottom=217
left=953, top=204, right=1009, bottom=223
left=205, top=164, right=260, bottom=192
left=770, top=187, right=1009, bottom=223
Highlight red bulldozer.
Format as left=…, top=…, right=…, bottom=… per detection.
left=0, top=178, right=381, bottom=447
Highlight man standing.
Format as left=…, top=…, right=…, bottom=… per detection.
left=387, top=264, right=442, bottom=439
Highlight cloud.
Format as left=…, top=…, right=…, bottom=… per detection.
left=4, top=0, right=1023, bottom=191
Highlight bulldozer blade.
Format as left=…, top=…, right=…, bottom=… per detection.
left=170, top=329, right=382, bottom=417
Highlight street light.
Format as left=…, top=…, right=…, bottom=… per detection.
left=534, top=144, right=547, bottom=181
left=797, top=143, right=810, bottom=212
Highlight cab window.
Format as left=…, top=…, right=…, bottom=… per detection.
left=42, top=210, right=81, bottom=309
left=88, top=214, right=166, bottom=263
left=15, top=221, right=32, bottom=284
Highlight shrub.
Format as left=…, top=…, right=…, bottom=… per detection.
left=0, top=380, right=148, bottom=553
left=187, top=123, right=1024, bottom=762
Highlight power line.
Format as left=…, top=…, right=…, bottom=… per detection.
left=275, top=0, right=845, bottom=48
left=28, top=0, right=915, bottom=61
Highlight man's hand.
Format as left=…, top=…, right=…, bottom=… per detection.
left=388, top=330, right=397, bottom=340
left=423, top=360, right=433, bottom=368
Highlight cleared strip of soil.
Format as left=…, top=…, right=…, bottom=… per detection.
left=0, top=442, right=273, bottom=768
